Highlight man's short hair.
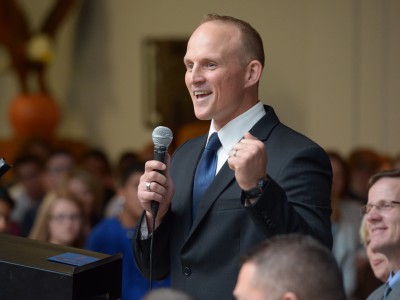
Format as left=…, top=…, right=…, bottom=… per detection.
left=142, top=288, right=195, bottom=300
left=241, top=234, right=346, bottom=300
left=201, top=13, right=265, bottom=68
left=369, top=168, right=400, bottom=188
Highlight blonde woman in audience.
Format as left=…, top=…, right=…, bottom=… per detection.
left=359, top=215, right=390, bottom=283
left=29, top=190, right=85, bottom=248
left=352, top=215, right=390, bottom=299
left=62, top=168, right=104, bottom=235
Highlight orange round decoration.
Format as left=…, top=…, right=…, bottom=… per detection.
left=8, top=93, right=60, bottom=139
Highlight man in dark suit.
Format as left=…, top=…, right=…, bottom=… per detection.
left=134, top=14, right=332, bottom=300
left=364, top=169, right=400, bottom=300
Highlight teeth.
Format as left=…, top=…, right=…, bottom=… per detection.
left=194, top=91, right=210, bottom=96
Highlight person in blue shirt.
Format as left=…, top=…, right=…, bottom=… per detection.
left=85, top=161, right=170, bottom=300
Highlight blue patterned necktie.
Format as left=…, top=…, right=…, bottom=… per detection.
left=192, top=133, right=221, bottom=219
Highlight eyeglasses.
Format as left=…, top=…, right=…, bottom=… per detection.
left=49, top=214, right=82, bottom=223
left=360, top=200, right=400, bottom=216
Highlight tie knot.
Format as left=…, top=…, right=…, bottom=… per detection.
left=206, top=133, right=221, bottom=152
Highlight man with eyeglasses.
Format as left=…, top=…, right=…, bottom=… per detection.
left=361, top=169, right=400, bottom=300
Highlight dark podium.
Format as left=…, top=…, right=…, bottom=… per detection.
left=0, top=234, right=122, bottom=300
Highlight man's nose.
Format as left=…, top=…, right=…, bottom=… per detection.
left=189, top=65, right=205, bottom=84
left=367, top=206, right=382, bottom=221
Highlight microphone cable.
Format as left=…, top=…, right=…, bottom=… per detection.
left=148, top=126, right=172, bottom=290
left=149, top=203, right=158, bottom=290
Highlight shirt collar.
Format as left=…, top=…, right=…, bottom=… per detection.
left=388, top=270, right=400, bottom=288
left=208, top=101, right=266, bottom=155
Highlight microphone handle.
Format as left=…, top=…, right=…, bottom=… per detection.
left=154, top=145, right=167, bottom=163
left=151, top=145, right=168, bottom=217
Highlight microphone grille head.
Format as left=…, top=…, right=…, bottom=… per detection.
left=152, top=126, right=173, bottom=148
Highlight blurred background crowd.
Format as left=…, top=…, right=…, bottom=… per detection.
left=0, top=137, right=170, bottom=300
left=0, top=136, right=399, bottom=299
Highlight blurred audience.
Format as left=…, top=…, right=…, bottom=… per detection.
left=62, top=168, right=104, bottom=236
left=379, top=155, right=394, bottom=171
left=327, top=150, right=358, bottom=297
left=327, top=148, right=398, bottom=300
left=17, top=137, right=52, bottom=164
left=104, top=150, right=141, bottom=217
left=117, top=151, right=141, bottom=172
left=0, top=186, right=19, bottom=235
left=347, top=148, right=384, bottom=204
left=79, top=148, right=116, bottom=209
left=4, top=137, right=397, bottom=300
left=29, top=190, right=85, bottom=248
left=9, top=155, right=46, bottom=236
left=42, top=149, right=76, bottom=192
left=85, top=162, right=170, bottom=300
left=394, top=154, right=400, bottom=169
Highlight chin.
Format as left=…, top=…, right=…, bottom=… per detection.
left=371, top=242, right=386, bottom=253
left=194, top=111, right=211, bottom=121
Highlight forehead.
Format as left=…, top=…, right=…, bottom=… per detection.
left=185, top=21, right=241, bottom=58
left=368, top=177, right=400, bottom=203
left=51, top=198, right=78, bottom=212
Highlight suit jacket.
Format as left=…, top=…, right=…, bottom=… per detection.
left=134, top=105, right=332, bottom=300
left=367, top=282, right=400, bottom=300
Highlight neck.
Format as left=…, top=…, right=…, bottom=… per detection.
left=389, top=257, right=400, bottom=274
left=382, top=246, right=400, bottom=274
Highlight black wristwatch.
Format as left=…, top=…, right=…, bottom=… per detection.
left=241, top=176, right=269, bottom=200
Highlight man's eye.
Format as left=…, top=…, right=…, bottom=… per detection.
left=207, top=62, right=217, bottom=69
left=186, top=63, right=193, bottom=71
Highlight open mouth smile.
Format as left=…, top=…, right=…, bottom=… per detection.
left=193, top=90, right=212, bottom=99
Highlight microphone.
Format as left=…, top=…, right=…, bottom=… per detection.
left=151, top=126, right=173, bottom=217
left=0, top=158, right=11, bottom=178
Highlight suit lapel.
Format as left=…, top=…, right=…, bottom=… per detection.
left=187, top=162, right=235, bottom=238
left=182, top=105, right=281, bottom=245
left=249, top=105, right=280, bottom=142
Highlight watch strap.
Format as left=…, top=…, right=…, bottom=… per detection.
left=241, top=175, right=269, bottom=200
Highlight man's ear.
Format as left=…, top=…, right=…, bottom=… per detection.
left=244, top=60, right=263, bottom=88
left=281, top=292, right=298, bottom=300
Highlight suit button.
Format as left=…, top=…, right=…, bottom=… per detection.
left=183, top=267, right=191, bottom=276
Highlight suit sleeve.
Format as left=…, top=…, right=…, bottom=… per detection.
left=244, top=144, right=333, bottom=248
left=133, top=210, right=171, bottom=280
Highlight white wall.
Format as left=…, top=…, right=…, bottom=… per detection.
left=1, top=0, right=399, bottom=162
